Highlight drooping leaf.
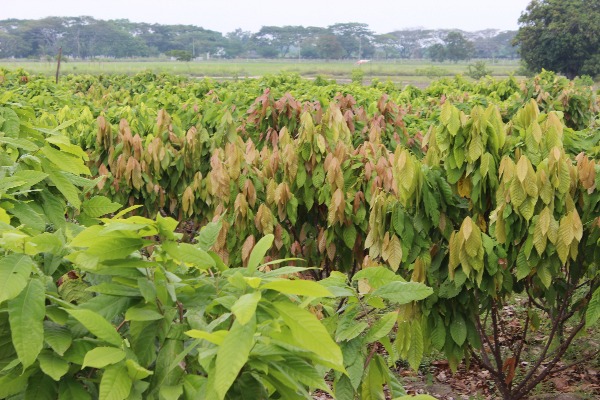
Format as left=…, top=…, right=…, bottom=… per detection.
left=273, top=301, right=345, bottom=372
left=9, top=278, right=45, bottom=369
left=586, top=287, right=600, bottom=328
left=214, top=317, right=256, bottom=399
left=450, top=314, right=467, bottom=346
left=65, top=309, right=122, bottom=346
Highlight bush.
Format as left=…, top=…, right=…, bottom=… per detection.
left=467, top=61, right=492, bottom=80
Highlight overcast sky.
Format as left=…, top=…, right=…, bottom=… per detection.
left=2, top=0, right=531, bottom=33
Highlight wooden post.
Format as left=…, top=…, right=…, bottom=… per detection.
left=55, top=47, right=62, bottom=84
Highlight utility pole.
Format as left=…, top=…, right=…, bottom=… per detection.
left=55, top=47, right=62, bottom=84
left=192, top=40, right=195, bottom=58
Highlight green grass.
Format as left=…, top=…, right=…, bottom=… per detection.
left=0, top=58, right=520, bottom=87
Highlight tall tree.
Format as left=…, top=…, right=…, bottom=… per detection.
left=514, top=0, right=600, bottom=79
left=328, top=23, right=374, bottom=58
left=444, top=31, right=474, bottom=62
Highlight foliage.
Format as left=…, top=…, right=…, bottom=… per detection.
left=467, top=61, right=492, bottom=80
left=166, top=50, right=193, bottom=62
left=0, top=104, right=438, bottom=399
left=0, top=17, right=516, bottom=60
left=1, top=70, right=600, bottom=399
left=351, top=68, right=365, bottom=85
left=514, top=0, right=600, bottom=79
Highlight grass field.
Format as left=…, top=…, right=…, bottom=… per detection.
left=0, top=58, right=521, bottom=87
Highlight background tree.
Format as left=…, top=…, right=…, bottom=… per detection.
left=316, top=34, right=345, bottom=59
left=514, top=0, right=600, bottom=79
left=444, top=31, right=474, bottom=62
left=328, top=23, right=375, bottom=59
left=427, top=43, right=446, bottom=62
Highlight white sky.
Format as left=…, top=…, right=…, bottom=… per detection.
left=1, top=0, right=531, bottom=33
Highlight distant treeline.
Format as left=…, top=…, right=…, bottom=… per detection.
left=0, top=17, right=518, bottom=60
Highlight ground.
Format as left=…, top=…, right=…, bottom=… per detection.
left=0, top=58, right=521, bottom=88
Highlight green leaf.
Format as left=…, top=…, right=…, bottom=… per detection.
left=24, top=373, right=57, bottom=400
left=372, top=282, right=433, bottom=305
left=343, top=224, right=357, bottom=249
left=82, top=347, right=126, bottom=369
left=9, top=278, right=45, bottom=369
left=159, top=385, right=184, bottom=400
left=0, top=369, right=34, bottom=399
left=365, top=311, right=398, bottom=344
left=44, top=321, right=73, bottom=356
left=261, top=279, right=333, bottom=298
left=41, top=145, right=90, bottom=176
left=336, top=320, right=368, bottom=342
left=586, top=287, right=600, bottom=328
left=126, top=359, right=154, bottom=380
left=10, top=202, right=46, bottom=232
left=65, top=309, right=123, bottom=346
left=352, top=266, right=404, bottom=289
left=273, top=301, right=345, bottom=372
left=430, top=321, right=446, bottom=350
left=58, top=378, right=92, bottom=400
left=38, top=351, right=70, bottom=381
left=0, top=254, right=34, bottom=304
left=214, top=317, right=256, bottom=400
left=247, top=234, right=274, bottom=273
left=46, top=167, right=81, bottom=209
left=231, top=292, right=261, bottom=325
left=185, top=330, right=227, bottom=345
left=0, top=136, right=38, bottom=151
left=407, top=321, right=424, bottom=370
left=195, top=220, right=222, bottom=251
left=161, top=241, right=215, bottom=269
left=99, top=363, right=132, bottom=400
left=450, top=314, right=467, bottom=346
left=82, top=196, right=122, bottom=218
left=125, top=305, right=164, bottom=321
left=361, top=356, right=385, bottom=400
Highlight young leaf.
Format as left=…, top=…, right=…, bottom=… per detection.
left=82, top=347, right=126, bottom=369
left=273, top=301, right=345, bottom=372
left=261, top=279, right=333, bottom=298
left=231, top=292, right=261, bottom=325
left=161, top=241, right=215, bottom=269
left=126, top=359, right=154, bottom=380
left=247, top=234, right=274, bottom=273
left=82, top=196, right=122, bottom=218
left=9, top=278, right=45, bottom=369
